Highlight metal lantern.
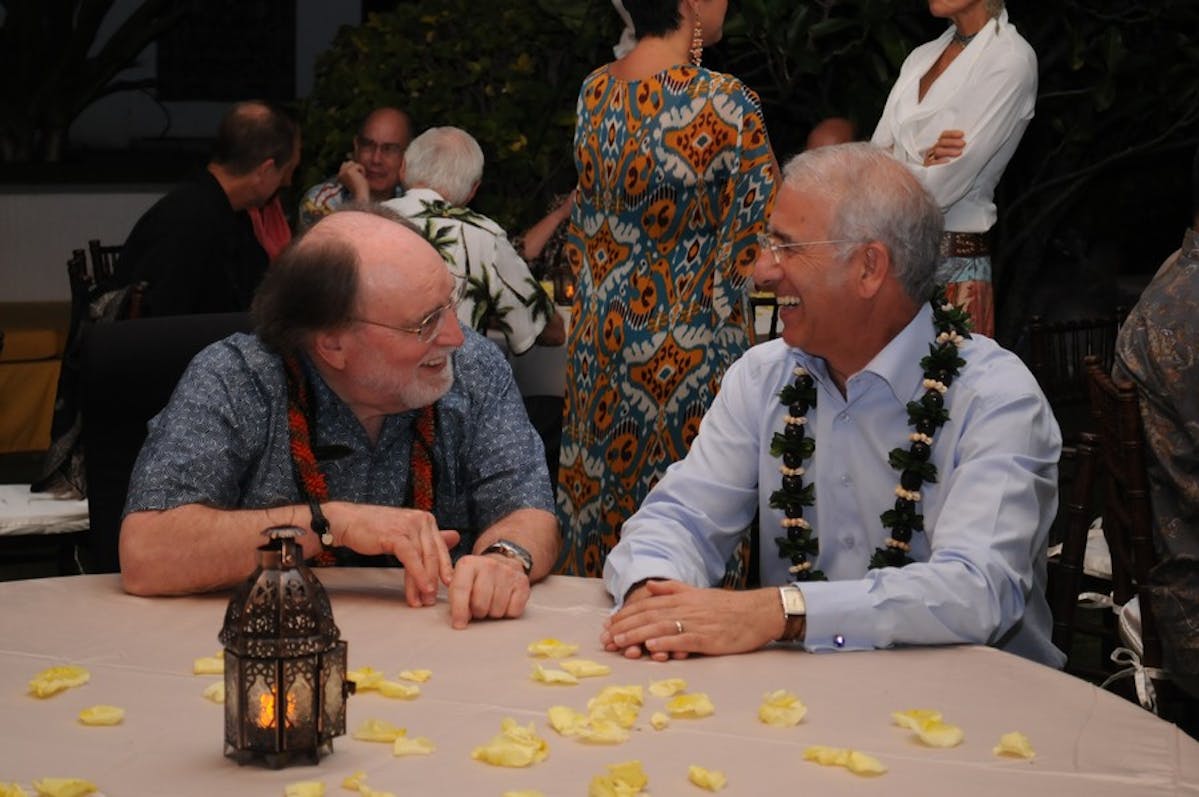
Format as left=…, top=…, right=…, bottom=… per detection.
left=219, top=526, right=354, bottom=768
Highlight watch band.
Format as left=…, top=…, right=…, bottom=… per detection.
left=777, top=585, right=807, bottom=642
left=482, top=539, right=533, bottom=575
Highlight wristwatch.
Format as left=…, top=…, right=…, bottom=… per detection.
left=777, top=585, right=807, bottom=642
left=482, top=539, right=533, bottom=576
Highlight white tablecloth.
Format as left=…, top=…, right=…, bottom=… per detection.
left=1, top=570, right=1196, bottom=795
left=0, top=483, right=87, bottom=536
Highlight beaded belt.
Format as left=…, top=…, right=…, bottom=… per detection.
left=940, top=231, right=990, bottom=259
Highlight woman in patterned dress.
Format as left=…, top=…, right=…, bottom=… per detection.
left=556, top=0, right=776, bottom=576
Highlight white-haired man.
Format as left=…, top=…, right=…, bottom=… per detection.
left=384, top=126, right=564, bottom=354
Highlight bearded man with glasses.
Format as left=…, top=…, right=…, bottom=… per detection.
left=120, top=207, right=560, bottom=630
left=299, top=107, right=414, bottom=229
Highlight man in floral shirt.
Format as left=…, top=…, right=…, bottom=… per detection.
left=384, top=127, right=564, bottom=355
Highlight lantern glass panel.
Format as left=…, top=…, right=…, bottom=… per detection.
left=282, top=657, right=317, bottom=751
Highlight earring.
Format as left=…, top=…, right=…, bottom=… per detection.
left=689, top=14, right=703, bottom=66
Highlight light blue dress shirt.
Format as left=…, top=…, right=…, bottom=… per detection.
left=604, top=304, right=1066, bottom=668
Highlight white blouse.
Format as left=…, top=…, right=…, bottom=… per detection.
left=871, top=10, right=1037, bottom=234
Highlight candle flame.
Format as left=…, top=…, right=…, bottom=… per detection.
left=256, top=689, right=298, bottom=729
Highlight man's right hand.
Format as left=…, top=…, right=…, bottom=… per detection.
left=324, top=502, right=459, bottom=608
left=337, top=160, right=370, bottom=202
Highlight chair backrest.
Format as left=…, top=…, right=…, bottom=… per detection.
left=88, top=238, right=124, bottom=286
left=1050, top=431, right=1102, bottom=656
left=1084, top=355, right=1160, bottom=667
left=1028, top=313, right=1124, bottom=409
left=79, top=312, right=254, bottom=572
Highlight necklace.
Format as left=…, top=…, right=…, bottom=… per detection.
left=770, top=289, right=973, bottom=581
left=951, top=28, right=978, bottom=47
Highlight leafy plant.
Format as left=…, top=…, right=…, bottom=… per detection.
left=300, top=0, right=618, bottom=231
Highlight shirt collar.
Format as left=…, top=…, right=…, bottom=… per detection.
left=855, top=302, right=935, bottom=406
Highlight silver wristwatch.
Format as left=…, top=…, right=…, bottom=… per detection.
left=482, top=539, right=533, bottom=575
left=778, top=585, right=807, bottom=642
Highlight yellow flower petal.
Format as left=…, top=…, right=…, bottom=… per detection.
left=993, top=731, right=1036, bottom=759
left=283, top=782, right=324, bottom=797
left=588, top=760, right=648, bottom=797
left=547, top=705, right=590, bottom=737
left=666, top=692, right=715, bottom=718
left=502, top=791, right=545, bottom=797
left=0, top=784, right=30, bottom=797
left=758, top=689, right=807, bottom=727
left=192, top=654, right=224, bottom=675
left=31, top=780, right=97, bottom=797
left=588, top=685, right=644, bottom=707
left=341, top=771, right=368, bottom=790
left=27, top=665, right=90, bottom=699
left=377, top=680, right=421, bottom=699
left=891, top=708, right=942, bottom=731
left=527, top=638, right=579, bottom=659
left=358, top=788, right=395, bottom=797
left=803, top=746, right=887, bottom=776
left=648, top=677, right=687, bottom=697
left=78, top=705, right=124, bottom=726
left=352, top=718, right=405, bottom=742
left=688, top=765, right=727, bottom=791
left=202, top=681, right=225, bottom=703
left=650, top=711, right=670, bottom=730
left=588, top=700, right=639, bottom=729
left=559, top=658, right=612, bottom=678
left=916, top=720, right=964, bottom=748
left=576, top=718, right=630, bottom=744
left=397, top=669, right=432, bottom=683
left=347, top=666, right=385, bottom=691
left=471, top=718, right=549, bottom=767
left=531, top=663, right=579, bottom=685
left=392, top=735, right=436, bottom=756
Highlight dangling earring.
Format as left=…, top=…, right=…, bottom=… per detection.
left=689, top=14, right=704, bottom=66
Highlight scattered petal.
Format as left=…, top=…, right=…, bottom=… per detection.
left=393, top=736, right=436, bottom=756
left=688, top=765, right=727, bottom=791
left=502, top=791, right=545, bottom=797
left=588, top=760, right=648, bottom=797
left=527, top=638, right=579, bottom=659
left=283, top=782, right=324, bottom=797
left=531, top=663, right=579, bottom=685
left=377, top=680, right=421, bottom=699
left=758, top=690, right=806, bottom=727
left=352, top=718, right=405, bottom=743
left=0, top=784, right=29, bottom=797
left=358, top=788, right=395, bottom=797
left=202, top=681, right=226, bottom=703
left=341, top=771, right=368, bottom=790
left=915, top=720, right=964, bottom=748
left=650, top=712, right=670, bottom=730
left=803, top=746, right=887, bottom=776
left=576, top=718, right=630, bottom=744
left=891, top=708, right=942, bottom=731
left=78, top=705, right=124, bottom=726
left=589, top=701, right=639, bottom=729
left=471, top=718, right=549, bottom=767
left=560, top=659, right=612, bottom=678
left=347, top=666, right=385, bottom=691
left=27, top=665, right=90, bottom=698
left=588, top=685, right=644, bottom=708
left=192, top=654, right=224, bottom=675
left=547, top=705, right=590, bottom=737
left=397, top=669, right=432, bottom=683
left=648, top=678, right=687, bottom=697
left=666, top=692, right=715, bottom=718
left=993, top=731, right=1036, bottom=759
left=31, top=780, right=97, bottom=797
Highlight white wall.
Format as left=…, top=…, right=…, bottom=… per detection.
left=0, top=189, right=166, bottom=303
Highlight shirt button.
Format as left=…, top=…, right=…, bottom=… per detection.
left=840, top=473, right=851, bottom=485
left=842, top=537, right=855, bottom=549
left=834, top=635, right=846, bottom=648
left=838, top=412, right=850, bottom=423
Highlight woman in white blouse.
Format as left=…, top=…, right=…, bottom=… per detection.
left=871, top=0, right=1037, bottom=337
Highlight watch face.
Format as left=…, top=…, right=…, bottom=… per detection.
left=782, top=587, right=806, bottom=616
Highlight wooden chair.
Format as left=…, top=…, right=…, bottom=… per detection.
left=87, top=238, right=124, bottom=286
left=1028, top=312, right=1124, bottom=450
left=1083, top=354, right=1193, bottom=724
left=1049, top=432, right=1104, bottom=658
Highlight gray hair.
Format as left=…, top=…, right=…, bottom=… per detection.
left=782, top=142, right=943, bottom=304
left=401, top=126, right=484, bottom=206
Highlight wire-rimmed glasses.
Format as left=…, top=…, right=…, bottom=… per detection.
left=757, top=233, right=859, bottom=265
left=352, top=278, right=467, bottom=343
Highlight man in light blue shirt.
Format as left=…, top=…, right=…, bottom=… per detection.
left=602, top=142, right=1065, bottom=668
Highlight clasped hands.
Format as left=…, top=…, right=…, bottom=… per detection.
left=322, top=502, right=530, bottom=630
left=600, top=579, right=787, bottom=662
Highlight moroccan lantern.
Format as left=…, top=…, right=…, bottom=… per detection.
left=219, top=526, right=354, bottom=767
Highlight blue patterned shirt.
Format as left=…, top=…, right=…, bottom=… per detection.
left=125, top=326, right=555, bottom=558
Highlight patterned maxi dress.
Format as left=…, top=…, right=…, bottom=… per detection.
left=555, top=63, right=776, bottom=577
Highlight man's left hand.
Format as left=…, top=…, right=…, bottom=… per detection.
left=601, top=580, right=785, bottom=661
left=446, top=553, right=531, bottom=629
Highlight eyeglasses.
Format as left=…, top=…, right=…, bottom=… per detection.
left=354, top=135, right=406, bottom=158
left=757, top=233, right=859, bottom=265
left=352, top=279, right=466, bottom=344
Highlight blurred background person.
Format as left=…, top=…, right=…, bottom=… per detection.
left=806, top=116, right=857, bottom=150
left=871, top=0, right=1036, bottom=337
left=299, top=106, right=413, bottom=229
left=556, top=0, right=776, bottom=576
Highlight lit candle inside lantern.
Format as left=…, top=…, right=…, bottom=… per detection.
left=257, top=689, right=299, bottom=729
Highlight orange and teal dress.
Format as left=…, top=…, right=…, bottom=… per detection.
left=555, top=62, right=776, bottom=576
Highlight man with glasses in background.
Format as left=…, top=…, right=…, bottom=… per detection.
left=119, top=207, right=560, bottom=630
left=600, top=143, right=1064, bottom=668
left=298, top=107, right=414, bottom=229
